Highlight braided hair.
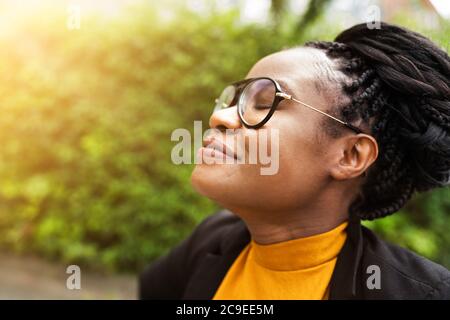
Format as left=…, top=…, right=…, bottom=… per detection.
left=305, top=22, right=450, bottom=220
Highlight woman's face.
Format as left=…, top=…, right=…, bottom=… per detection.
left=191, top=47, right=354, bottom=214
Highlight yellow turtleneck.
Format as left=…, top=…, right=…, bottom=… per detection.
left=213, top=221, right=348, bottom=300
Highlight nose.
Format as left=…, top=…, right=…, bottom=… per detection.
left=209, top=106, right=242, bottom=130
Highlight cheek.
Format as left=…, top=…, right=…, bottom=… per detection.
left=273, top=148, right=323, bottom=201
left=277, top=114, right=318, bottom=163
left=235, top=121, right=326, bottom=207
left=265, top=119, right=327, bottom=193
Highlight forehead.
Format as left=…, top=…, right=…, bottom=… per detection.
left=246, top=47, right=333, bottom=92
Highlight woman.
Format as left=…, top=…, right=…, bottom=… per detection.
left=140, top=22, right=450, bottom=299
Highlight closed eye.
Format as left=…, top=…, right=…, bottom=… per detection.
left=254, top=104, right=272, bottom=110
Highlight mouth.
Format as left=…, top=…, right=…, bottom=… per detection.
left=201, top=137, right=239, bottom=161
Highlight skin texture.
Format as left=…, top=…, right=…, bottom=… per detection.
left=191, top=47, right=379, bottom=245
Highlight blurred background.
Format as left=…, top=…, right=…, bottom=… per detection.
left=0, top=0, right=448, bottom=299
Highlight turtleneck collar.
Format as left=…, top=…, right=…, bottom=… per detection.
left=250, top=221, right=348, bottom=271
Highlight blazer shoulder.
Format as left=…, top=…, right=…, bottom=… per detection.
left=196, top=209, right=242, bottom=235
left=138, top=209, right=242, bottom=299
left=361, top=226, right=450, bottom=299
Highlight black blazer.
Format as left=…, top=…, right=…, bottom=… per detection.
left=139, top=209, right=450, bottom=299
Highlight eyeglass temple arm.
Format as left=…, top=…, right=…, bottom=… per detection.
left=276, top=92, right=363, bottom=134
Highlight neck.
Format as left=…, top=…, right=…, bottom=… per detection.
left=230, top=191, right=352, bottom=245
left=243, top=212, right=348, bottom=245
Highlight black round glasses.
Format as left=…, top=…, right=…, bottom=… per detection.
left=213, top=77, right=363, bottom=134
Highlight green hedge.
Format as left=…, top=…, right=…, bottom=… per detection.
left=0, top=4, right=448, bottom=272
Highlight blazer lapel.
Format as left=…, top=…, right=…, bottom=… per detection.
left=182, top=220, right=250, bottom=299
left=329, top=216, right=364, bottom=299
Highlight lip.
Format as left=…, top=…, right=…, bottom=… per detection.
left=202, top=137, right=239, bottom=161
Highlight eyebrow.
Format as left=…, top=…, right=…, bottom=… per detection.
left=274, top=78, right=294, bottom=93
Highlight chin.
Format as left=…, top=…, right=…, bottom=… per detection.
left=190, top=165, right=210, bottom=197
left=191, top=164, right=228, bottom=198
left=191, top=163, right=278, bottom=212
left=190, top=163, right=246, bottom=205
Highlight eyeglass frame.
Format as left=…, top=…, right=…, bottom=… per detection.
left=214, top=76, right=363, bottom=134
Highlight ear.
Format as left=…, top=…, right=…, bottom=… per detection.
left=330, top=134, right=378, bottom=181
